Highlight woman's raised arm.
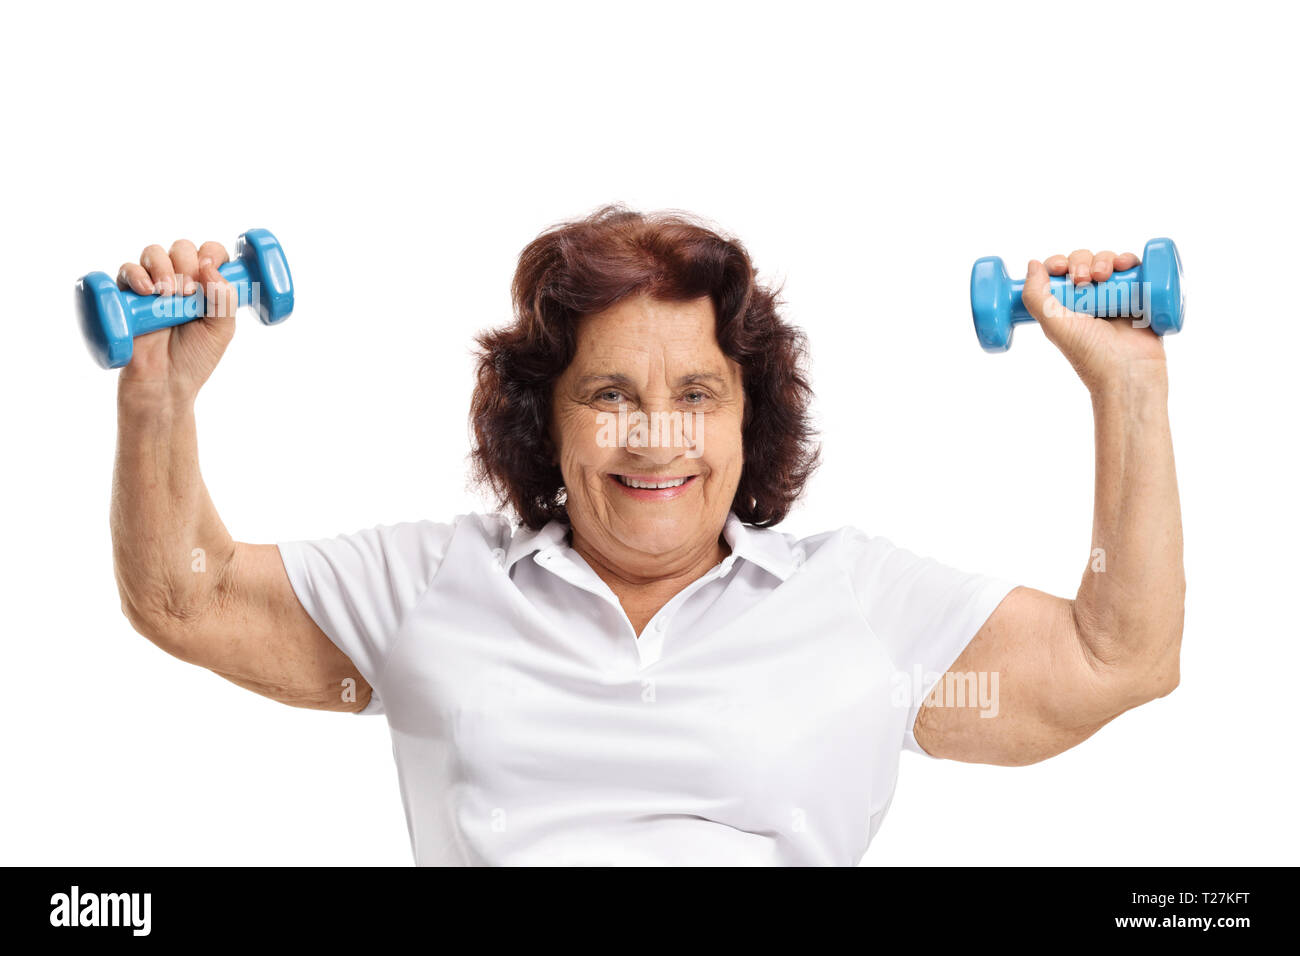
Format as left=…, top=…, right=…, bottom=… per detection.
left=110, top=238, right=371, bottom=712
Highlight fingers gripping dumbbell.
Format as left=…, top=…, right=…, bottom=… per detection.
left=75, top=228, right=294, bottom=369
left=969, top=237, right=1184, bottom=352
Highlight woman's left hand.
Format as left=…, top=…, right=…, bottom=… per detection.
left=1021, top=248, right=1168, bottom=393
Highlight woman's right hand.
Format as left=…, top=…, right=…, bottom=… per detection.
left=116, top=238, right=239, bottom=400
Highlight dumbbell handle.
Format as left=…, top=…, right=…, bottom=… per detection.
left=1007, top=265, right=1143, bottom=325
left=118, top=259, right=257, bottom=335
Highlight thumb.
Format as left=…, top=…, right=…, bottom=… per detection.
left=1020, top=258, right=1088, bottom=347
left=197, top=258, right=239, bottom=332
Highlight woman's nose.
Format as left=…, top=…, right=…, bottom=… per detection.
left=623, top=405, right=695, bottom=463
left=625, top=437, right=682, bottom=466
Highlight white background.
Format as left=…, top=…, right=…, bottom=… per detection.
left=2, top=0, right=1296, bottom=865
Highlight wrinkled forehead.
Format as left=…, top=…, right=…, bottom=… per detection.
left=566, top=295, right=737, bottom=385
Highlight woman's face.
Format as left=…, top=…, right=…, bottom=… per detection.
left=551, top=294, right=745, bottom=571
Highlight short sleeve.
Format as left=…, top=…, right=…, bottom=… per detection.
left=841, top=527, right=1018, bottom=758
left=277, top=518, right=461, bottom=715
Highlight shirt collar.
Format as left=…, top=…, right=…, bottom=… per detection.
left=503, top=517, right=571, bottom=570
left=504, top=511, right=800, bottom=581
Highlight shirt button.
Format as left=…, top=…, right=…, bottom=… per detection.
left=491, top=548, right=507, bottom=570
left=791, top=547, right=806, bottom=569
left=654, top=618, right=667, bottom=632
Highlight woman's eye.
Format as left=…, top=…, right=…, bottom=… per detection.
left=683, top=390, right=707, bottom=404
left=595, top=390, right=625, bottom=403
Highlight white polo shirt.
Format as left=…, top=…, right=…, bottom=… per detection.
left=278, top=511, right=1016, bottom=866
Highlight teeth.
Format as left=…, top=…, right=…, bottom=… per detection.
left=619, top=476, right=690, bottom=489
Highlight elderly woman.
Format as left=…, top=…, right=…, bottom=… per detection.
left=111, top=205, right=1183, bottom=866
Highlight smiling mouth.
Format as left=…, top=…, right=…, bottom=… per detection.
left=611, top=474, right=699, bottom=490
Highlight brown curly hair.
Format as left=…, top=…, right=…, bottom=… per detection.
left=469, top=203, right=820, bottom=530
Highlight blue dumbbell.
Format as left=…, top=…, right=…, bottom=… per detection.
left=970, top=238, right=1184, bottom=352
left=75, top=228, right=294, bottom=369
